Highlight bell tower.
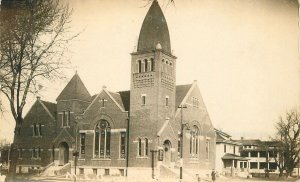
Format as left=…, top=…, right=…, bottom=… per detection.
left=129, top=0, right=177, bottom=167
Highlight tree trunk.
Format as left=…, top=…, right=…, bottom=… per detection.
left=7, top=143, right=17, bottom=182
left=279, top=168, right=284, bottom=177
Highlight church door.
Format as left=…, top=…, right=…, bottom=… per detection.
left=163, top=140, right=172, bottom=166
left=59, top=142, right=69, bottom=166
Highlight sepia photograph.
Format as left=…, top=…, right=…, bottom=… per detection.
left=0, top=0, right=299, bottom=181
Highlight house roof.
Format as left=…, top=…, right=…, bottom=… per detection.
left=261, top=141, right=281, bottom=147
left=238, top=139, right=281, bottom=149
left=222, top=153, right=249, bottom=161
left=137, top=0, right=171, bottom=54
left=215, top=128, right=231, bottom=139
left=238, top=139, right=262, bottom=146
left=56, top=73, right=91, bottom=101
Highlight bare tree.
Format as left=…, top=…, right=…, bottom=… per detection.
left=273, top=109, right=300, bottom=177
left=0, top=0, right=76, bottom=180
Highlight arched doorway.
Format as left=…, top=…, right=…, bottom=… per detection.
left=59, top=142, right=69, bottom=166
left=163, top=140, right=172, bottom=166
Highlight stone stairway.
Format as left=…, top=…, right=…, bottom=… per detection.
left=160, top=164, right=201, bottom=182
left=40, top=163, right=70, bottom=177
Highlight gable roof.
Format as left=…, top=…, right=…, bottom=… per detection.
left=56, top=73, right=91, bottom=101
left=39, top=100, right=57, bottom=121
left=118, top=91, right=130, bottom=112
left=24, top=98, right=57, bottom=121
left=52, top=128, right=75, bottom=145
left=175, top=84, right=193, bottom=109
left=84, top=88, right=128, bottom=115
left=108, top=91, right=126, bottom=111
left=82, top=82, right=196, bottom=113
left=215, top=128, right=231, bottom=139
left=112, top=85, right=192, bottom=112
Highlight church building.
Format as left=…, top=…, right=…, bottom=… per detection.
left=13, top=0, right=216, bottom=179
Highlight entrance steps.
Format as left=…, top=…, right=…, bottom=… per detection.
left=160, top=164, right=178, bottom=179
left=40, top=163, right=70, bottom=177
left=160, top=164, right=200, bottom=182
left=236, top=171, right=250, bottom=178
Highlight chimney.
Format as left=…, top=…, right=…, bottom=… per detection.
left=36, top=96, right=41, bottom=100
left=241, top=137, right=244, bottom=140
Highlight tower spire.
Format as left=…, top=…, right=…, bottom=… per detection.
left=137, top=0, right=171, bottom=54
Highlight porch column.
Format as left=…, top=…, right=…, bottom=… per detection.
left=231, top=160, right=235, bottom=177
left=247, top=161, right=250, bottom=172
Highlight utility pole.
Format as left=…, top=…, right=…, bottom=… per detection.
left=150, top=150, right=158, bottom=179
left=178, top=105, right=187, bottom=181
left=126, top=112, right=130, bottom=177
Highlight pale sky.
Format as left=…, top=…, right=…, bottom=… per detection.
left=0, top=0, right=299, bottom=142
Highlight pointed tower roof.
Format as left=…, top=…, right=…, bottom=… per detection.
left=137, top=0, right=171, bottom=54
left=56, top=73, right=91, bottom=101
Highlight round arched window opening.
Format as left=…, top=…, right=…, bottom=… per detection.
left=94, top=120, right=111, bottom=158
left=190, top=125, right=200, bottom=157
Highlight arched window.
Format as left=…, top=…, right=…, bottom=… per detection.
left=137, top=138, right=142, bottom=156
left=190, top=125, right=200, bottom=158
left=94, top=120, right=111, bottom=158
left=144, top=59, right=148, bottom=72
left=161, top=59, right=165, bottom=73
left=151, top=58, right=155, bottom=71
left=169, top=62, right=173, bottom=75
left=144, top=138, right=149, bottom=156
left=137, top=60, right=142, bottom=73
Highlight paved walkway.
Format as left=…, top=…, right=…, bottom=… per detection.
left=12, top=174, right=300, bottom=182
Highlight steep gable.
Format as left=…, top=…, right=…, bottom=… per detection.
left=24, top=98, right=56, bottom=122
left=56, top=73, right=91, bottom=101
left=109, top=91, right=126, bottom=111
left=215, top=128, right=231, bottom=141
left=175, top=84, right=192, bottom=109
left=39, top=100, right=57, bottom=121
left=84, top=88, right=128, bottom=116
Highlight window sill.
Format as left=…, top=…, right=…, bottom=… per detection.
left=32, top=136, right=42, bottom=138
left=92, top=158, right=111, bottom=161
left=118, top=158, right=126, bottom=161
left=31, top=158, right=41, bottom=160
left=61, top=126, right=70, bottom=128
left=136, top=156, right=148, bottom=159
left=78, top=158, right=85, bottom=161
